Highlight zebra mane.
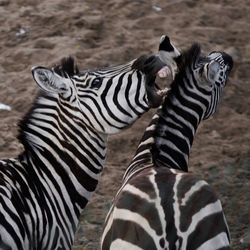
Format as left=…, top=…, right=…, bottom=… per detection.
left=17, top=91, right=54, bottom=155
left=175, top=43, right=201, bottom=75
left=168, top=43, right=201, bottom=93
left=53, top=56, right=80, bottom=77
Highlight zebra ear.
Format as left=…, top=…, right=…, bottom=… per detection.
left=31, top=66, right=70, bottom=94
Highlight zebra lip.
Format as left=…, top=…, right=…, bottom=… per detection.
left=157, top=65, right=171, bottom=79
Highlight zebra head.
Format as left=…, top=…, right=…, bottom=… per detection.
left=175, top=44, right=233, bottom=120
left=31, top=39, right=179, bottom=134
left=131, top=35, right=180, bottom=108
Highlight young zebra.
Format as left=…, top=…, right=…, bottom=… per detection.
left=100, top=44, right=234, bottom=250
left=0, top=37, right=178, bottom=250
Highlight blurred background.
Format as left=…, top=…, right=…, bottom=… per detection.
left=0, top=0, right=249, bottom=249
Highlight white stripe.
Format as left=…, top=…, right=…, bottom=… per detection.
left=179, top=85, right=207, bottom=112
left=0, top=197, right=28, bottom=248
left=30, top=115, right=104, bottom=169
left=149, top=169, right=169, bottom=249
left=110, top=239, right=143, bottom=250
left=181, top=180, right=208, bottom=206
left=26, top=124, right=101, bottom=180
left=197, top=232, right=230, bottom=250
left=112, top=208, right=161, bottom=248
left=181, top=200, right=224, bottom=249
left=29, top=153, right=77, bottom=239
left=173, top=173, right=183, bottom=236
left=138, top=137, right=155, bottom=147
left=30, top=141, right=94, bottom=201
left=122, top=184, right=152, bottom=202
left=101, top=205, right=115, bottom=246
left=157, top=146, right=183, bottom=169
left=0, top=225, right=20, bottom=249
left=171, top=95, right=200, bottom=127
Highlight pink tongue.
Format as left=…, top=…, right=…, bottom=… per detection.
left=157, top=66, right=170, bottom=78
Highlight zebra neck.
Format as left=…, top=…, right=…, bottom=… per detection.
left=124, top=80, right=206, bottom=180
left=152, top=86, right=203, bottom=172
left=18, top=92, right=108, bottom=212
left=122, top=114, right=159, bottom=181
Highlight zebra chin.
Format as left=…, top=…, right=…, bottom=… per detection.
left=146, top=85, right=165, bottom=108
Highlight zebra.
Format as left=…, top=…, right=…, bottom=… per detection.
left=100, top=44, right=234, bottom=250
left=0, top=36, right=178, bottom=250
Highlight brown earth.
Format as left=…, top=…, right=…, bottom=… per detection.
left=0, top=0, right=249, bottom=249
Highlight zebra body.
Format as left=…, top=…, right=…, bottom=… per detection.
left=0, top=39, right=174, bottom=250
left=101, top=44, right=233, bottom=250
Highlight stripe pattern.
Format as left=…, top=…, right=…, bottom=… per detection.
left=0, top=51, right=169, bottom=250
left=100, top=44, right=233, bottom=250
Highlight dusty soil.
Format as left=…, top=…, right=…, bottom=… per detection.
left=0, top=0, right=249, bottom=249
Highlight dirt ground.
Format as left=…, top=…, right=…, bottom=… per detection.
left=0, top=0, right=249, bottom=249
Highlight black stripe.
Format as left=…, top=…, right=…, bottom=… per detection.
left=0, top=209, right=24, bottom=250
left=103, top=219, right=158, bottom=250
left=28, top=153, right=77, bottom=246
left=179, top=184, right=218, bottom=231
left=26, top=125, right=99, bottom=192
left=155, top=168, right=179, bottom=249
left=113, top=72, right=133, bottom=118
left=186, top=212, right=230, bottom=250
left=116, top=190, right=162, bottom=235
left=101, top=78, right=130, bottom=126
left=125, top=73, right=142, bottom=116
left=31, top=116, right=103, bottom=173
left=134, top=71, right=148, bottom=111
left=78, top=100, right=106, bottom=132
left=158, top=144, right=187, bottom=171
left=57, top=104, right=106, bottom=151
left=60, top=97, right=104, bottom=133
left=79, top=95, right=125, bottom=130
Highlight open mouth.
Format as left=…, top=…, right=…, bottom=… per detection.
left=146, top=64, right=174, bottom=108
left=132, top=53, right=178, bottom=108
left=155, top=65, right=172, bottom=96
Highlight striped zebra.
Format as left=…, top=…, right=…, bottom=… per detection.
left=100, top=44, right=234, bottom=250
left=0, top=36, right=177, bottom=250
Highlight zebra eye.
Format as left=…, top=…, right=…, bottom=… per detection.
left=91, top=77, right=102, bottom=89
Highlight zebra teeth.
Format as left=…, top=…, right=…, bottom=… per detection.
left=157, top=66, right=171, bottom=79
left=157, top=87, right=169, bottom=96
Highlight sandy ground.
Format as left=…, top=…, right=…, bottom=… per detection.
left=0, top=0, right=249, bottom=249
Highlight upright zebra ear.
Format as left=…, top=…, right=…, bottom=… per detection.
left=31, top=66, right=70, bottom=94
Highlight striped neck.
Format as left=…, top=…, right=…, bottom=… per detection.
left=152, top=87, right=201, bottom=172
left=124, top=73, right=209, bottom=180
left=18, top=92, right=107, bottom=213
